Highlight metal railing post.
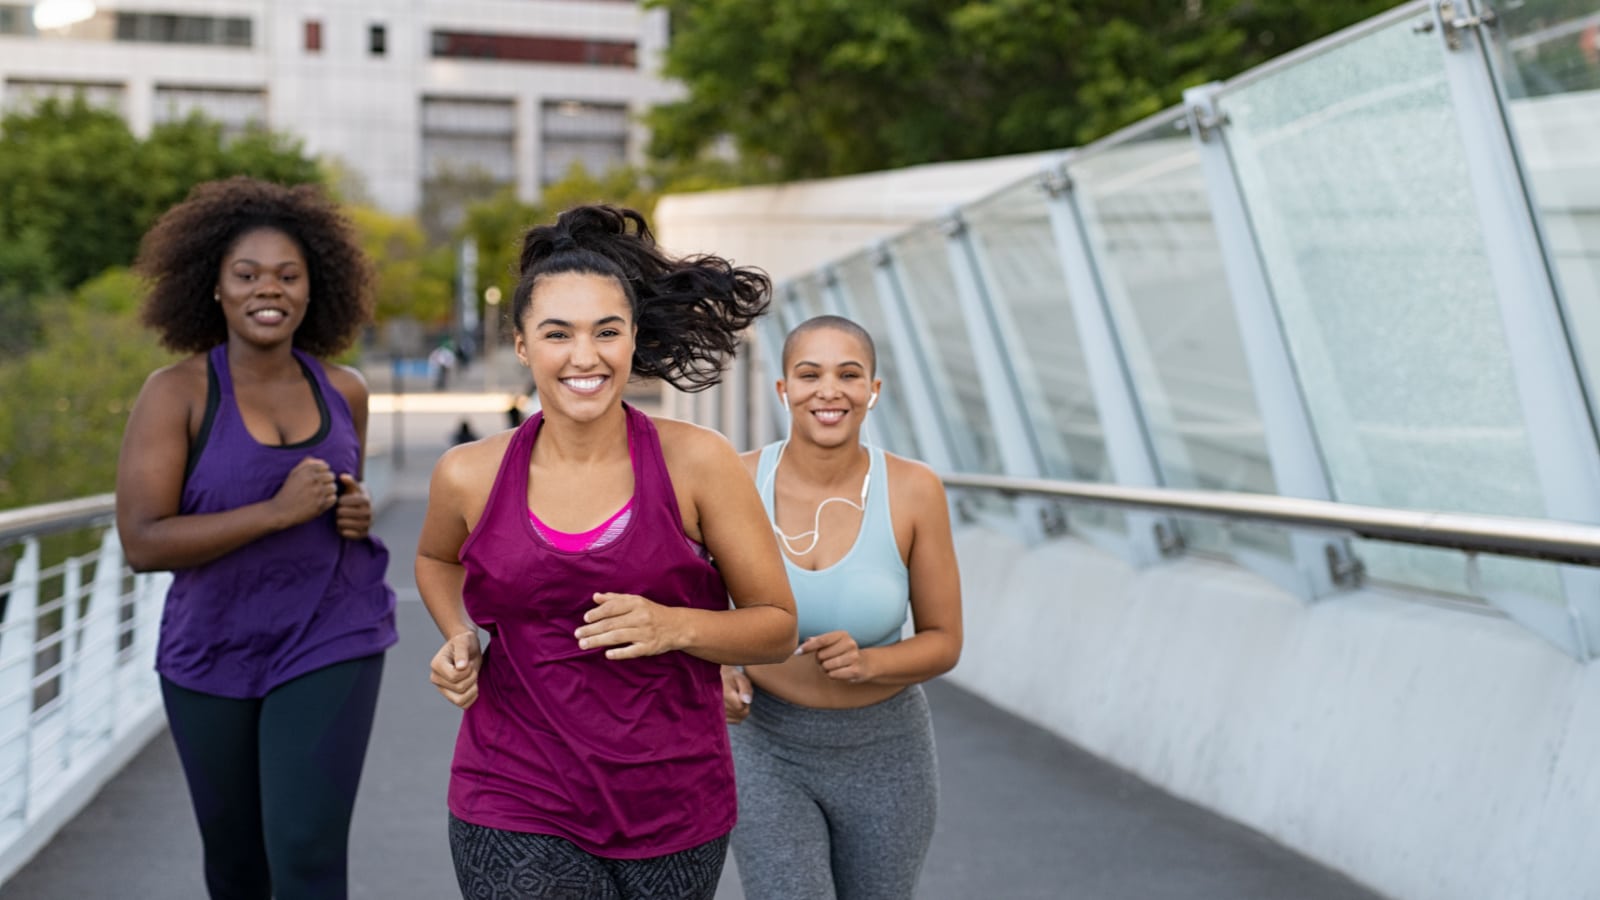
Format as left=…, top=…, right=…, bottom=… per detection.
left=1041, top=161, right=1181, bottom=564
left=1429, top=0, right=1600, bottom=658
left=1182, top=83, right=1359, bottom=599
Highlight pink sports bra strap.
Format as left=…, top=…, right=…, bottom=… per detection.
left=528, top=498, right=635, bottom=552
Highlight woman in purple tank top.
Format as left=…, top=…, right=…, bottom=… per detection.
left=116, top=178, right=396, bottom=899
left=416, top=205, right=797, bottom=899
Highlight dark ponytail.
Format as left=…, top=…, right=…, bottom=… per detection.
left=514, top=205, right=771, bottom=393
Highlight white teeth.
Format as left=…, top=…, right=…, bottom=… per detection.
left=250, top=309, right=286, bottom=323
left=564, top=376, right=604, bottom=392
left=814, top=410, right=846, bottom=424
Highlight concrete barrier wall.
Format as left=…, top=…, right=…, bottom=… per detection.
left=946, top=526, right=1600, bottom=900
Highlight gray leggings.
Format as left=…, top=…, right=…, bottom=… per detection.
left=728, top=684, right=937, bottom=900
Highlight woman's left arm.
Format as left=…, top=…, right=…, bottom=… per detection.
left=577, top=424, right=796, bottom=666
left=809, top=460, right=963, bottom=686
left=328, top=364, right=374, bottom=539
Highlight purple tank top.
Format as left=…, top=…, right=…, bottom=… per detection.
left=157, top=345, right=397, bottom=698
left=449, top=405, right=736, bottom=858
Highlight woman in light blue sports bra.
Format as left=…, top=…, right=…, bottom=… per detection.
left=725, top=315, right=964, bottom=900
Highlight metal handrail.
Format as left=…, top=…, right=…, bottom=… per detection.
left=942, top=472, right=1600, bottom=567
left=0, top=494, right=115, bottom=545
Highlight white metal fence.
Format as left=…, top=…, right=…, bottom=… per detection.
left=0, top=495, right=168, bottom=885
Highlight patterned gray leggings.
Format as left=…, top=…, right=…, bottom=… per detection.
left=447, top=815, right=728, bottom=900
left=728, top=685, right=939, bottom=900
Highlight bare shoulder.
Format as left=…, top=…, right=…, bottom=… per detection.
left=653, top=415, right=741, bottom=473
left=135, top=354, right=208, bottom=411
left=322, top=361, right=369, bottom=393
left=738, top=447, right=762, bottom=480
left=434, top=429, right=513, bottom=484
left=884, top=452, right=944, bottom=490
left=884, top=452, right=949, bottom=511
left=321, top=361, right=370, bottom=407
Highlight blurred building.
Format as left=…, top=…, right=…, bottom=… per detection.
left=0, top=0, right=675, bottom=213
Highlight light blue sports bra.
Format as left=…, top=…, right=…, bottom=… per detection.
left=756, top=442, right=910, bottom=649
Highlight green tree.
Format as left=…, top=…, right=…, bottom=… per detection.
left=0, top=98, right=147, bottom=291
left=646, top=0, right=1397, bottom=179
left=349, top=205, right=454, bottom=326
left=0, top=269, right=172, bottom=510
left=420, top=165, right=507, bottom=247
left=459, top=185, right=537, bottom=320
left=137, top=116, right=321, bottom=228
left=456, top=162, right=701, bottom=327
left=0, top=99, right=322, bottom=300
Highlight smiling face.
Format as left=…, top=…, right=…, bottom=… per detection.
left=216, top=227, right=309, bottom=347
left=779, top=326, right=881, bottom=449
left=515, top=271, right=636, bottom=424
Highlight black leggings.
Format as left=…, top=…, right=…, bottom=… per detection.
left=161, top=654, right=385, bottom=900
left=448, top=814, right=729, bottom=900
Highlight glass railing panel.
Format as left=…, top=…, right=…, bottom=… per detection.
left=1485, top=3, right=1600, bottom=428
left=789, top=273, right=829, bottom=321
left=963, top=178, right=1104, bottom=482
left=753, top=312, right=786, bottom=381
left=831, top=254, right=922, bottom=458
left=752, top=314, right=788, bottom=438
left=1217, top=14, right=1559, bottom=604
left=890, top=223, right=998, bottom=474
left=1070, top=110, right=1289, bottom=562
left=961, top=177, right=1127, bottom=538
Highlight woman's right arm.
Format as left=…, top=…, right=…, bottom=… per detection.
left=115, top=366, right=336, bottom=572
left=416, top=444, right=486, bottom=708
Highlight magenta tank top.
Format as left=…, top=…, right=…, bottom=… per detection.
left=448, top=404, right=736, bottom=857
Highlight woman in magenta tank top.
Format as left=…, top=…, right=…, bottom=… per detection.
left=415, top=205, right=797, bottom=899
left=116, top=177, right=396, bottom=898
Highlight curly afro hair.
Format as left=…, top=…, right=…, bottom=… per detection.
left=135, top=176, right=374, bottom=357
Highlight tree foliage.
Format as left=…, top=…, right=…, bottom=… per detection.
left=348, top=206, right=454, bottom=326
left=646, top=0, right=1399, bottom=179
left=0, top=97, right=322, bottom=296
left=0, top=269, right=173, bottom=510
left=457, top=162, right=689, bottom=328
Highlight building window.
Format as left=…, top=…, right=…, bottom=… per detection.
left=420, top=97, right=517, bottom=241
left=369, top=24, right=386, bottom=57
left=0, top=5, right=36, bottom=36
left=154, top=86, right=267, bottom=139
left=541, top=101, right=629, bottom=185
left=304, top=20, right=321, bottom=53
left=3, top=79, right=126, bottom=116
left=114, top=12, right=252, bottom=47
left=430, top=31, right=636, bottom=67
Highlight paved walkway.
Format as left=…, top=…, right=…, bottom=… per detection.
left=3, top=418, right=1383, bottom=900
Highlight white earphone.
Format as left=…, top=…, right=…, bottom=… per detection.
left=763, top=384, right=874, bottom=556
left=760, top=444, right=870, bottom=557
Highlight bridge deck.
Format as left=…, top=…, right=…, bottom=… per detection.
left=3, top=424, right=1380, bottom=899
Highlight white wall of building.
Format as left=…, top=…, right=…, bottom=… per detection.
left=0, top=0, right=676, bottom=212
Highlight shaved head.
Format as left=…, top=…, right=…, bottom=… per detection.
left=781, top=315, right=877, bottom=376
